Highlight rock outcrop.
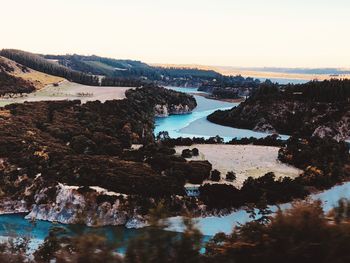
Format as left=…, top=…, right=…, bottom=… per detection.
left=25, top=184, right=145, bottom=227
left=155, top=103, right=192, bottom=117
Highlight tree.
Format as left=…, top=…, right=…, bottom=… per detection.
left=182, top=149, right=193, bottom=158
left=192, top=148, right=199, bottom=156
left=34, top=227, right=67, bottom=262
left=226, top=171, right=236, bottom=182
left=210, top=170, right=221, bottom=182
left=255, top=194, right=272, bottom=225
left=204, top=200, right=350, bottom=263
left=156, top=131, right=170, bottom=141
left=125, top=201, right=174, bottom=263
left=125, top=202, right=203, bottom=263
left=173, top=217, right=203, bottom=263
left=55, top=234, right=122, bottom=263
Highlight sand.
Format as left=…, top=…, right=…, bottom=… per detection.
left=175, top=144, right=302, bottom=187
left=0, top=81, right=133, bottom=106
left=178, top=116, right=276, bottom=139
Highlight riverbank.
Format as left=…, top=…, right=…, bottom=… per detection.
left=1, top=179, right=350, bottom=238
left=158, top=87, right=290, bottom=141
left=168, top=180, right=350, bottom=236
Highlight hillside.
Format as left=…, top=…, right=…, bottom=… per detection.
left=0, top=56, right=64, bottom=90
left=207, top=79, right=350, bottom=141
left=45, top=54, right=155, bottom=78
left=0, top=56, right=65, bottom=96
left=44, top=54, right=222, bottom=82
left=0, top=70, right=35, bottom=96
left=0, top=49, right=101, bottom=86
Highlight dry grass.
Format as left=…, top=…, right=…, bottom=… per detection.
left=15, top=71, right=64, bottom=90
left=0, top=81, right=132, bottom=107
left=176, top=144, right=302, bottom=187
left=0, top=56, right=65, bottom=89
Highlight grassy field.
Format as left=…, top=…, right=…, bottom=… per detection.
left=176, top=144, right=302, bottom=188
left=0, top=81, right=133, bottom=107
left=15, top=71, right=64, bottom=90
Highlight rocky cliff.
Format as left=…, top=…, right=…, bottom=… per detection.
left=25, top=183, right=146, bottom=227
left=154, top=103, right=192, bottom=117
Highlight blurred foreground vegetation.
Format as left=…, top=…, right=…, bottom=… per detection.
left=3, top=199, right=350, bottom=263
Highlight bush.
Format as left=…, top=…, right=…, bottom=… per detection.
left=182, top=149, right=193, bottom=158
left=192, top=148, right=199, bottom=156
left=210, top=170, right=221, bottom=182
left=226, top=171, right=236, bottom=182
left=70, top=135, right=97, bottom=154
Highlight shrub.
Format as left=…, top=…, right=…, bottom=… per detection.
left=210, top=170, right=221, bottom=182
left=226, top=171, right=236, bottom=182
left=182, top=149, right=193, bottom=158
left=192, top=148, right=199, bottom=156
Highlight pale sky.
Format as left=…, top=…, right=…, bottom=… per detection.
left=1, top=0, right=349, bottom=68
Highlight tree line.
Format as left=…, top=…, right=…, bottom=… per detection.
left=251, top=79, right=350, bottom=103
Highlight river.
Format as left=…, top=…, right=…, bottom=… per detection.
left=0, top=86, right=347, bottom=251
left=154, top=87, right=289, bottom=141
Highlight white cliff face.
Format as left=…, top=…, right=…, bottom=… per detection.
left=0, top=199, right=29, bottom=214
left=312, top=116, right=350, bottom=141
left=0, top=181, right=202, bottom=229
left=154, top=104, right=193, bottom=117
left=155, top=104, right=169, bottom=117
left=312, top=126, right=335, bottom=139
left=253, top=119, right=277, bottom=133
left=25, top=184, right=146, bottom=227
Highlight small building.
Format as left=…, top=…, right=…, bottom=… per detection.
left=184, top=184, right=200, bottom=197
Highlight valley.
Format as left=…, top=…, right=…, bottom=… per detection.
left=0, top=48, right=349, bottom=262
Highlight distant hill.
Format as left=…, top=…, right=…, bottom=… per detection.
left=44, top=54, right=153, bottom=78
left=207, top=65, right=350, bottom=83
left=233, top=67, right=350, bottom=75
left=43, top=54, right=222, bottom=83
left=45, top=54, right=266, bottom=95
left=1, top=49, right=224, bottom=87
